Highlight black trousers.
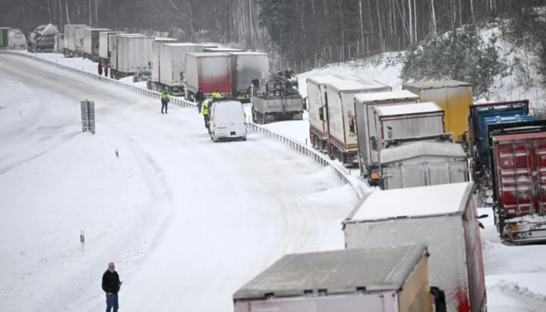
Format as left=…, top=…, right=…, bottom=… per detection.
left=203, top=115, right=209, bottom=127
left=161, top=101, right=168, bottom=113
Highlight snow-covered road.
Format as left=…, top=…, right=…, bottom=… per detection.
left=0, top=54, right=358, bottom=311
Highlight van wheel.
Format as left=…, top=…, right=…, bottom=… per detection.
left=242, top=137, right=247, bottom=141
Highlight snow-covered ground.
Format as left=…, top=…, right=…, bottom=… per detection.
left=0, top=53, right=358, bottom=311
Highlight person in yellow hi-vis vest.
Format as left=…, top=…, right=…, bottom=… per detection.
left=202, top=99, right=211, bottom=128
left=211, top=90, right=222, bottom=99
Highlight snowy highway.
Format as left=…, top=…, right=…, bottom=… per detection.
left=0, top=54, right=358, bottom=311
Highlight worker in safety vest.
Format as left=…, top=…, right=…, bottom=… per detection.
left=202, top=99, right=211, bottom=128
left=160, top=90, right=170, bottom=114
left=211, top=90, right=222, bottom=99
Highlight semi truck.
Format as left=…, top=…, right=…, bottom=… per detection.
left=486, top=120, right=546, bottom=244
left=155, top=43, right=203, bottom=95
left=82, top=28, right=110, bottom=61
left=468, top=100, right=533, bottom=206
left=233, top=244, right=448, bottom=312
left=63, top=24, right=88, bottom=57
left=28, top=24, right=60, bottom=53
left=353, top=90, right=420, bottom=179
left=324, top=80, right=391, bottom=168
left=228, top=52, right=269, bottom=103
left=148, top=38, right=178, bottom=91
left=98, top=31, right=124, bottom=63
left=110, top=34, right=154, bottom=80
left=403, top=80, right=473, bottom=144
left=379, top=134, right=469, bottom=190
left=7, top=29, right=27, bottom=50
left=343, top=181, right=487, bottom=312
left=184, top=52, right=233, bottom=99
left=251, top=72, right=304, bottom=124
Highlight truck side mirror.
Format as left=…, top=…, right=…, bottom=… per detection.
left=371, top=137, right=378, bottom=151
left=319, top=107, right=324, bottom=121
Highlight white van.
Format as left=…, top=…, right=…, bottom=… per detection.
left=209, top=100, right=247, bottom=142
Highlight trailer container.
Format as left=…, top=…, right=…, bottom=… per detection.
left=468, top=100, right=533, bottom=206
left=403, top=80, right=473, bottom=143
left=0, top=27, right=10, bottom=49
left=150, top=38, right=178, bottom=85
left=324, top=80, right=392, bottom=167
left=380, top=138, right=469, bottom=190
left=184, top=52, right=232, bottom=98
left=111, top=34, right=153, bottom=80
left=343, top=182, right=487, bottom=312
left=234, top=244, right=447, bottom=312
left=228, top=52, right=269, bottom=103
left=353, top=90, right=420, bottom=180
left=98, top=31, right=123, bottom=62
left=156, top=43, right=203, bottom=95
left=486, top=120, right=546, bottom=244
left=83, top=28, right=110, bottom=60
left=63, top=24, right=88, bottom=57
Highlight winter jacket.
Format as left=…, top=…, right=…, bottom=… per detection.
left=102, top=270, right=121, bottom=295
left=195, top=91, right=205, bottom=101
left=161, top=92, right=170, bottom=103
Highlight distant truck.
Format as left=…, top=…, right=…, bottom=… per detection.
left=7, top=29, right=27, bottom=50
left=380, top=134, right=469, bottom=190
left=233, top=243, right=448, bottom=312
left=486, top=120, right=546, bottom=244
left=403, top=80, right=473, bottom=144
left=250, top=71, right=304, bottom=124
left=0, top=27, right=10, bottom=49
left=148, top=38, right=178, bottom=91
left=110, top=34, right=154, bottom=80
left=63, top=24, right=88, bottom=57
left=155, top=43, right=203, bottom=95
left=353, top=90, right=421, bottom=179
left=467, top=100, right=533, bottom=206
left=28, top=24, right=60, bottom=53
left=228, top=52, right=269, bottom=103
left=184, top=52, right=233, bottom=99
left=324, top=80, right=392, bottom=168
left=98, top=31, right=124, bottom=63
left=82, top=28, right=110, bottom=61
left=343, top=181, right=487, bottom=312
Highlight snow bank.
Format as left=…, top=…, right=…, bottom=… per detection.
left=0, top=78, right=44, bottom=137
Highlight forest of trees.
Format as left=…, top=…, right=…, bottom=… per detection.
left=0, top=0, right=542, bottom=74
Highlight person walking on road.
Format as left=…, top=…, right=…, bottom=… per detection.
left=202, top=99, right=211, bottom=128
left=102, top=262, right=122, bottom=312
left=195, top=88, right=205, bottom=113
left=161, top=90, right=170, bottom=114
left=103, top=62, right=109, bottom=77
left=98, top=61, right=103, bottom=76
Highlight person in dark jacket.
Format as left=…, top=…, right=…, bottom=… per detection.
left=102, top=262, right=122, bottom=312
left=195, top=88, right=205, bottom=113
left=98, top=61, right=103, bottom=76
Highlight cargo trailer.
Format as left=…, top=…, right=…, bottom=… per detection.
left=353, top=90, right=420, bottom=180
left=467, top=100, right=533, bottom=206
left=234, top=244, right=447, bottom=312
left=380, top=139, right=469, bottom=190
left=324, top=80, right=392, bottom=168
left=110, top=34, right=153, bottom=80
left=98, top=31, right=123, bottom=63
left=228, top=52, right=269, bottom=103
left=156, top=43, right=203, bottom=95
left=343, top=182, right=487, bottom=312
left=63, top=24, right=88, bottom=57
left=184, top=52, right=232, bottom=98
left=149, top=38, right=178, bottom=88
left=486, top=120, right=546, bottom=244
left=403, top=80, right=473, bottom=143
left=83, top=28, right=110, bottom=61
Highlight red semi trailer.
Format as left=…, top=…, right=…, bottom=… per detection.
left=184, top=52, right=233, bottom=99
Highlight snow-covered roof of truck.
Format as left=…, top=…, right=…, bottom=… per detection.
left=355, top=90, right=419, bottom=103
left=403, top=80, right=471, bottom=89
left=205, top=47, right=243, bottom=51
left=380, top=141, right=467, bottom=163
left=232, top=243, right=428, bottom=300
left=154, top=37, right=177, bottom=41
left=326, top=80, right=389, bottom=93
left=306, top=75, right=345, bottom=85
left=345, top=182, right=474, bottom=223
left=164, top=43, right=200, bottom=47
left=186, top=52, right=230, bottom=57
left=373, top=102, right=443, bottom=117
left=226, top=51, right=267, bottom=56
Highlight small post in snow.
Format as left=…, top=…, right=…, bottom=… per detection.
left=305, top=138, right=308, bottom=146
left=80, top=230, right=85, bottom=252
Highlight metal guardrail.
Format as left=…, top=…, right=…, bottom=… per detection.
left=0, top=50, right=365, bottom=198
